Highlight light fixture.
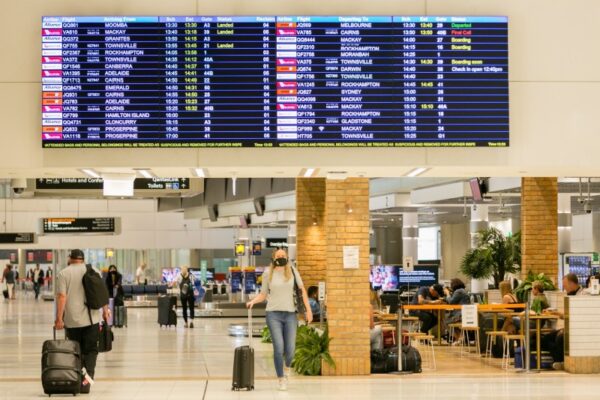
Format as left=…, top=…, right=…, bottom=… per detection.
left=303, top=168, right=315, bottom=178
left=346, top=203, right=353, bottom=213
left=312, top=216, right=318, bottom=226
left=137, top=169, right=155, bottom=179
left=193, top=168, right=206, bottom=178
left=81, top=168, right=101, bottom=179
left=404, top=167, right=428, bottom=177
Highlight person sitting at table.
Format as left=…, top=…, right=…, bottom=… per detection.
left=541, top=273, right=584, bottom=370
left=410, top=284, right=445, bottom=334
left=443, top=278, right=471, bottom=343
left=500, top=281, right=518, bottom=304
left=531, top=281, right=550, bottom=312
left=307, top=286, right=324, bottom=321
left=370, top=304, right=383, bottom=351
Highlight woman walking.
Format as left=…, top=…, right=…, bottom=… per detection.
left=246, top=249, right=312, bottom=391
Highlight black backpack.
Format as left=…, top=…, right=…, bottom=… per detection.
left=180, top=274, right=193, bottom=298
left=82, top=264, right=109, bottom=310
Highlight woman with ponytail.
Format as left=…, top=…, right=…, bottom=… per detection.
left=246, top=248, right=312, bottom=391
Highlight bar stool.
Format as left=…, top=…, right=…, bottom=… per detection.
left=459, top=326, right=481, bottom=357
left=485, top=331, right=508, bottom=360
left=503, top=334, right=525, bottom=370
left=402, top=331, right=426, bottom=347
left=447, top=322, right=462, bottom=345
left=414, top=334, right=436, bottom=370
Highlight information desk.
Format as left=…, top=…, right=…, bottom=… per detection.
left=403, top=303, right=526, bottom=345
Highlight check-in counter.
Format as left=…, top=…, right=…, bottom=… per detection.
left=565, top=296, right=600, bottom=373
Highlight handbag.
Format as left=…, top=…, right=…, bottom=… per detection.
left=291, top=267, right=306, bottom=316
left=98, top=322, right=113, bottom=353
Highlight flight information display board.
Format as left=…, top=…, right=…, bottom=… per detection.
left=42, top=218, right=117, bottom=234
left=41, top=16, right=508, bottom=148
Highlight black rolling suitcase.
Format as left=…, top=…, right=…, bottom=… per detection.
left=232, top=308, right=254, bottom=391
left=41, top=328, right=82, bottom=396
left=158, top=295, right=177, bottom=327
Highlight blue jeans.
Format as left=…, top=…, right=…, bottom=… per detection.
left=266, top=311, right=297, bottom=378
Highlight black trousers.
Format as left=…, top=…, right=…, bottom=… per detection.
left=414, top=311, right=437, bottom=334
left=66, top=323, right=99, bottom=378
left=181, top=296, right=195, bottom=323
left=33, top=283, right=41, bottom=299
left=541, top=329, right=565, bottom=362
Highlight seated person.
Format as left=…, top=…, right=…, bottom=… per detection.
left=370, top=304, right=383, bottom=351
left=410, top=284, right=445, bottom=334
left=541, top=273, right=584, bottom=370
left=443, top=278, right=471, bottom=342
left=584, top=273, right=600, bottom=294
left=531, top=280, right=550, bottom=312
left=307, top=285, right=323, bottom=321
left=500, top=280, right=518, bottom=304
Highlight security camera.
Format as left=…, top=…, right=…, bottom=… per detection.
left=10, top=178, right=27, bottom=195
left=584, top=202, right=593, bottom=214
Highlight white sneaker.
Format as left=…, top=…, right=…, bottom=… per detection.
left=278, top=378, right=288, bottom=391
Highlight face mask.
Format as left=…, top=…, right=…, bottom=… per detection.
left=273, top=257, right=288, bottom=267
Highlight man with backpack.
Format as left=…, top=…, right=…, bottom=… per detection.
left=175, top=266, right=196, bottom=328
left=55, top=249, right=110, bottom=394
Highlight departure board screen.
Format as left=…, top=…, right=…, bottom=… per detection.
left=41, top=16, right=508, bottom=148
left=42, top=218, right=117, bottom=234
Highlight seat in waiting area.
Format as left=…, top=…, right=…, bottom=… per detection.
left=144, top=285, right=158, bottom=295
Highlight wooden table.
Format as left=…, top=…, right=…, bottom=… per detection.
left=403, top=304, right=527, bottom=346
left=519, top=314, right=559, bottom=370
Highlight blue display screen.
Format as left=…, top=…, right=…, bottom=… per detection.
left=42, top=16, right=508, bottom=148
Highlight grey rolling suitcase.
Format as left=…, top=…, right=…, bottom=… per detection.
left=41, top=329, right=82, bottom=396
left=114, top=305, right=127, bottom=328
left=232, top=308, right=254, bottom=391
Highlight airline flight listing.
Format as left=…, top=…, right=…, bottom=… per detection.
left=41, top=16, right=508, bottom=148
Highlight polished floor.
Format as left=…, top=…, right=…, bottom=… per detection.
left=0, top=293, right=597, bottom=399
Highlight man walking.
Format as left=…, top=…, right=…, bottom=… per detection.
left=33, top=264, right=44, bottom=300
left=55, top=250, right=110, bottom=394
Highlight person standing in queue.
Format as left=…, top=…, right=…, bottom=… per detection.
left=175, top=266, right=196, bottom=328
left=55, top=249, right=110, bottom=394
left=246, top=249, right=312, bottom=391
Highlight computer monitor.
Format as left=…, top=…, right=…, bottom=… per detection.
left=380, top=293, right=400, bottom=314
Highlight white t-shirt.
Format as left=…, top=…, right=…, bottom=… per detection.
left=261, top=267, right=304, bottom=313
left=136, top=267, right=146, bottom=284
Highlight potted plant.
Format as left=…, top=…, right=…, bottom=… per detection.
left=460, top=228, right=521, bottom=291
left=292, top=325, right=335, bottom=376
left=514, top=271, right=556, bottom=303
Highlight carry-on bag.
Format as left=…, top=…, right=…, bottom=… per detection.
left=400, top=344, right=422, bottom=373
left=232, top=308, right=255, bottom=391
left=98, top=322, right=113, bottom=353
left=41, top=328, right=82, bottom=396
left=158, top=295, right=177, bottom=327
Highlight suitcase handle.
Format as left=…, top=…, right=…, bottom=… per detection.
left=53, top=327, right=67, bottom=341
left=248, top=307, right=252, bottom=348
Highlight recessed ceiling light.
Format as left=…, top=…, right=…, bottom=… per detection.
left=81, top=168, right=101, bottom=179
left=137, top=169, right=155, bottom=179
left=404, top=167, right=429, bottom=177
left=193, top=168, right=206, bottom=178
left=303, top=168, right=315, bottom=178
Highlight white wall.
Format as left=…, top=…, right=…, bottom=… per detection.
left=1, top=0, right=600, bottom=177
left=0, top=198, right=286, bottom=249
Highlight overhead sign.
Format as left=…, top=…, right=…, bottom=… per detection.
left=42, top=218, right=118, bottom=234
left=36, top=178, right=190, bottom=190
left=0, top=233, right=36, bottom=244
left=266, top=238, right=288, bottom=248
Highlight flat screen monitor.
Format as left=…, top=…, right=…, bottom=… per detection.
left=41, top=16, right=509, bottom=148
left=370, top=265, right=399, bottom=291
left=399, top=265, right=439, bottom=288
left=161, top=267, right=180, bottom=284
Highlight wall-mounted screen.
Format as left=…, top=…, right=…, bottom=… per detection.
left=42, top=217, right=117, bottom=234
left=370, top=265, right=399, bottom=291
left=42, top=16, right=508, bottom=148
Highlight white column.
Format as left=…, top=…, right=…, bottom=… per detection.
left=287, top=223, right=297, bottom=261
left=558, top=193, right=572, bottom=253
left=470, top=204, right=489, bottom=248
left=402, top=213, right=419, bottom=264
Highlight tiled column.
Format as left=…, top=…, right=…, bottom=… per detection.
left=296, top=178, right=327, bottom=286
left=322, top=178, right=371, bottom=376
left=521, top=178, right=558, bottom=282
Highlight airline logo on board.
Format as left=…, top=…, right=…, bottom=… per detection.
left=277, top=89, right=297, bottom=95
left=42, top=43, right=62, bottom=49
left=43, top=106, right=62, bottom=112
left=277, top=82, right=298, bottom=89
left=277, top=66, right=297, bottom=72
left=276, top=22, right=296, bottom=28
left=42, top=133, right=63, bottom=140
left=277, top=58, right=297, bottom=66
left=42, top=127, right=62, bottom=133
left=277, top=29, right=296, bottom=36
left=42, top=56, right=62, bottom=63
left=277, top=104, right=298, bottom=111
left=42, top=29, right=62, bottom=36
left=42, top=70, right=62, bottom=77
left=42, top=92, right=62, bottom=99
